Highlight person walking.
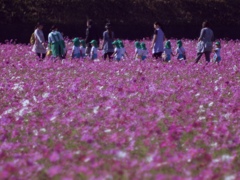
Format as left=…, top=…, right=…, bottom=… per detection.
left=85, top=19, right=99, bottom=56
left=140, top=42, right=148, bottom=61
left=118, top=40, right=128, bottom=60
left=79, top=40, right=86, bottom=59
left=48, top=25, right=65, bottom=59
left=176, top=40, right=186, bottom=61
left=151, top=22, right=165, bottom=59
left=195, top=21, right=214, bottom=63
left=71, top=37, right=81, bottom=59
left=112, top=40, right=121, bottom=61
left=90, top=40, right=98, bottom=60
left=213, top=41, right=221, bottom=63
left=32, top=22, right=46, bottom=60
left=101, top=23, right=115, bottom=60
left=163, top=40, right=174, bottom=62
left=134, top=41, right=142, bottom=60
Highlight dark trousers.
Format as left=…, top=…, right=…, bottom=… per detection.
left=37, top=53, right=46, bottom=59
left=103, top=52, right=113, bottom=60
left=195, top=51, right=211, bottom=63
left=152, top=52, right=163, bottom=59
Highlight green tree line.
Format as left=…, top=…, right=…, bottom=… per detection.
left=1, top=0, right=240, bottom=42
left=1, top=0, right=240, bottom=26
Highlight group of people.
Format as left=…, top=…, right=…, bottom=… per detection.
left=31, top=20, right=221, bottom=63
left=149, top=21, right=221, bottom=63
left=31, top=23, right=66, bottom=60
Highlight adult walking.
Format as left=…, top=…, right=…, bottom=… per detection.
left=195, top=21, right=214, bottom=63
left=151, top=22, right=165, bottom=59
left=32, top=23, right=46, bottom=60
left=48, top=25, right=65, bottom=58
left=101, top=23, right=114, bottom=60
left=85, top=19, right=99, bottom=56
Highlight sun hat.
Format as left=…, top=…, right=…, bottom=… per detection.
left=112, top=40, right=120, bottom=48
left=177, top=40, right=182, bottom=48
left=72, top=37, right=80, bottom=47
left=80, top=40, right=86, bottom=47
left=135, top=41, right=141, bottom=49
left=90, top=40, right=97, bottom=47
left=141, top=42, right=147, bottom=50
left=118, top=40, right=124, bottom=48
left=165, top=40, right=171, bottom=49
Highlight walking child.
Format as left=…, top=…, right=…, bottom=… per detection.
left=90, top=40, right=98, bottom=60
left=134, top=41, right=142, bottom=60
left=163, top=40, right=174, bottom=62
left=112, top=40, right=122, bottom=61
left=213, top=41, right=221, bottom=63
left=80, top=40, right=86, bottom=58
left=140, top=42, right=148, bottom=60
left=71, top=38, right=81, bottom=59
left=118, top=40, right=128, bottom=60
left=176, top=40, right=186, bottom=60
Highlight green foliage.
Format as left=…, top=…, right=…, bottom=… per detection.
left=1, top=0, right=240, bottom=26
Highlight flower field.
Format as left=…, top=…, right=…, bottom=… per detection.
left=0, top=39, right=240, bottom=180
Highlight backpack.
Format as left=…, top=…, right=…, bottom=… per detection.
left=30, top=33, right=35, bottom=45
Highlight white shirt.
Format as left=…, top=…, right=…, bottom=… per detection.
left=114, top=48, right=122, bottom=59
left=80, top=46, right=86, bottom=55
left=120, top=47, right=126, bottom=56
left=48, top=31, right=61, bottom=43
left=214, top=48, right=221, bottom=57
left=34, top=29, right=45, bottom=43
left=135, top=48, right=142, bottom=56
left=142, top=49, right=148, bottom=56
left=32, top=29, right=46, bottom=53
left=176, top=47, right=185, bottom=55
left=164, top=48, right=172, bottom=55
left=72, top=46, right=80, bottom=55
left=91, top=47, right=98, bottom=55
